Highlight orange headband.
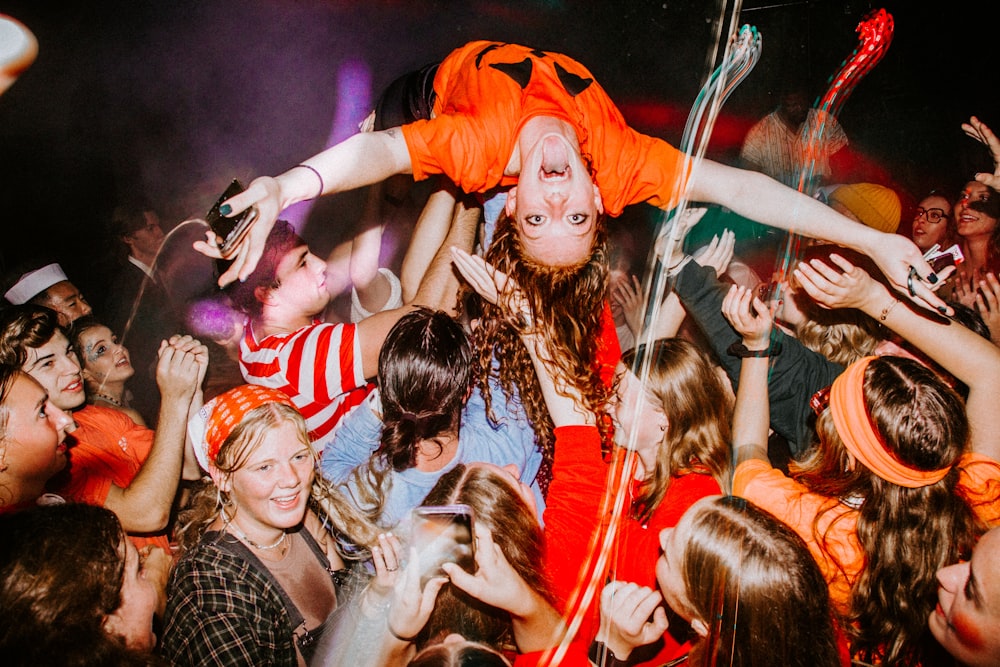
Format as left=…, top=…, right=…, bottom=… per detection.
left=196, top=384, right=296, bottom=469
left=830, top=356, right=950, bottom=488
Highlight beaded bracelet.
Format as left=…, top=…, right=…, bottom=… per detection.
left=879, top=299, right=900, bottom=321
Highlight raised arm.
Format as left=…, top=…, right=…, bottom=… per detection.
left=104, top=335, right=205, bottom=533
left=795, top=253, right=1000, bottom=460
left=449, top=247, right=593, bottom=427
left=963, top=115, right=1000, bottom=191
left=721, top=285, right=773, bottom=467
left=198, top=128, right=412, bottom=286
left=688, top=159, right=948, bottom=314
left=352, top=184, right=478, bottom=379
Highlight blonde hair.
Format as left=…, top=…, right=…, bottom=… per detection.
left=175, top=402, right=379, bottom=555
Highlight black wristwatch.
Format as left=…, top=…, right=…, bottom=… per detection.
left=727, top=339, right=781, bottom=358
left=589, top=640, right=631, bottom=667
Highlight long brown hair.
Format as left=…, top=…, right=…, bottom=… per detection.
left=682, top=496, right=842, bottom=667
left=416, top=463, right=552, bottom=651
left=468, top=212, right=613, bottom=466
left=622, top=339, right=732, bottom=522
left=792, top=356, right=982, bottom=665
left=348, top=308, right=471, bottom=522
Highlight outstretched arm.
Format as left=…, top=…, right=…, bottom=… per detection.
left=688, top=159, right=949, bottom=314
left=795, top=254, right=1000, bottom=460
left=197, top=128, right=412, bottom=287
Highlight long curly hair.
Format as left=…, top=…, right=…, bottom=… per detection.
left=468, top=211, right=613, bottom=466
left=791, top=356, right=983, bottom=666
left=348, top=308, right=472, bottom=522
left=622, top=339, right=732, bottom=522
left=174, top=401, right=380, bottom=557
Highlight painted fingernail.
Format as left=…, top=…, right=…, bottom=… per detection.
left=927, top=273, right=939, bottom=285
left=938, top=306, right=949, bottom=315
left=219, top=204, right=232, bottom=216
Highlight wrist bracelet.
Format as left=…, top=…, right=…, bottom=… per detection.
left=727, top=340, right=780, bottom=358
left=588, top=640, right=631, bottom=667
left=879, top=299, right=900, bottom=321
left=665, top=256, right=692, bottom=276
left=387, top=622, right=417, bottom=643
left=293, top=163, right=325, bottom=199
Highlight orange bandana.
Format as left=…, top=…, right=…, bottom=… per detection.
left=830, top=356, right=950, bottom=488
left=191, top=384, right=295, bottom=470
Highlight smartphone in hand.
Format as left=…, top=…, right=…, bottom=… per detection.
left=205, top=179, right=258, bottom=257
left=411, top=504, right=476, bottom=585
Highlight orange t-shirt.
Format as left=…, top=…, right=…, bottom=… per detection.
left=734, top=453, right=1000, bottom=612
left=401, top=41, right=688, bottom=218
left=55, top=404, right=169, bottom=551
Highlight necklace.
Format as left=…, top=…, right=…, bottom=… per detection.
left=230, top=523, right=288, bottom=551
left=90, top=392, right=123, bottom=408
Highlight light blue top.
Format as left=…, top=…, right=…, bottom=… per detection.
left=319, top=378, right=543, bottom=529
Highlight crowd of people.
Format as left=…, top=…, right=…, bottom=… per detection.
left=3, top=29, right=1000, bottom=667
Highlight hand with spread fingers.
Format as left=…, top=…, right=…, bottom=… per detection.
left=973, top=272, right=1000, bottom=347
left=792, top=253, right=886, bottom=313
left=193, top=176, right=287, bottom=287
left=449, top=246, right=533, bottom=332
left=692, top=228, right=736, bottom=278
left=385, top=547, right=448, bottom=645
left=962, top=116, right=1000, bottom=191
left=611, top=273, right=644, bottom=336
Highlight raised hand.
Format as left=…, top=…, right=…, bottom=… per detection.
left=962, top=116, right=1000, bottom=191
left=370, top=532, right=404, bottom=596
left=721, top=284, right=772, bottom=350
left=611, top=273, right=644, bottom=335
left=692, top=228, right=736, bottom=277
left=596, top=581, right=669, bottom=661
left=385, top=547, right=447, bottom=644
left=792, top=253, right=886, bottom=312
left=449, top=247, right=532, bottom=329
left=194, top=176, right=285, bottom=287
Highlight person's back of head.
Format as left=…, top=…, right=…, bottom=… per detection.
left=415, top=463, right=550, bottom=650
left=378, top=307, right=472, bottom=472
left=797, top=355, right=979, bottom=665
left=826, top=183, right=902, bottom=235
left=0, top=503, right=156, bottom=666
left=792, top=245, right=883, bottom=366
left=682, top=496, right=842, bottom=667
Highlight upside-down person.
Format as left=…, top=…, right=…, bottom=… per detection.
left=199, top=41, right=950, bottom=488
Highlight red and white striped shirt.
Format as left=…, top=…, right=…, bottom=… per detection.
left=239, top=319, right=374, bottom=443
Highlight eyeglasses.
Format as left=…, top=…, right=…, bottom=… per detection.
left=914, top=207, right=948, bottom=223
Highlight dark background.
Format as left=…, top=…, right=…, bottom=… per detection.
left=1, top=0, right=995, bottom=300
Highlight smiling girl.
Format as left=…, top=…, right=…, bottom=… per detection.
left=162, top=384, right=381, bottom=666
